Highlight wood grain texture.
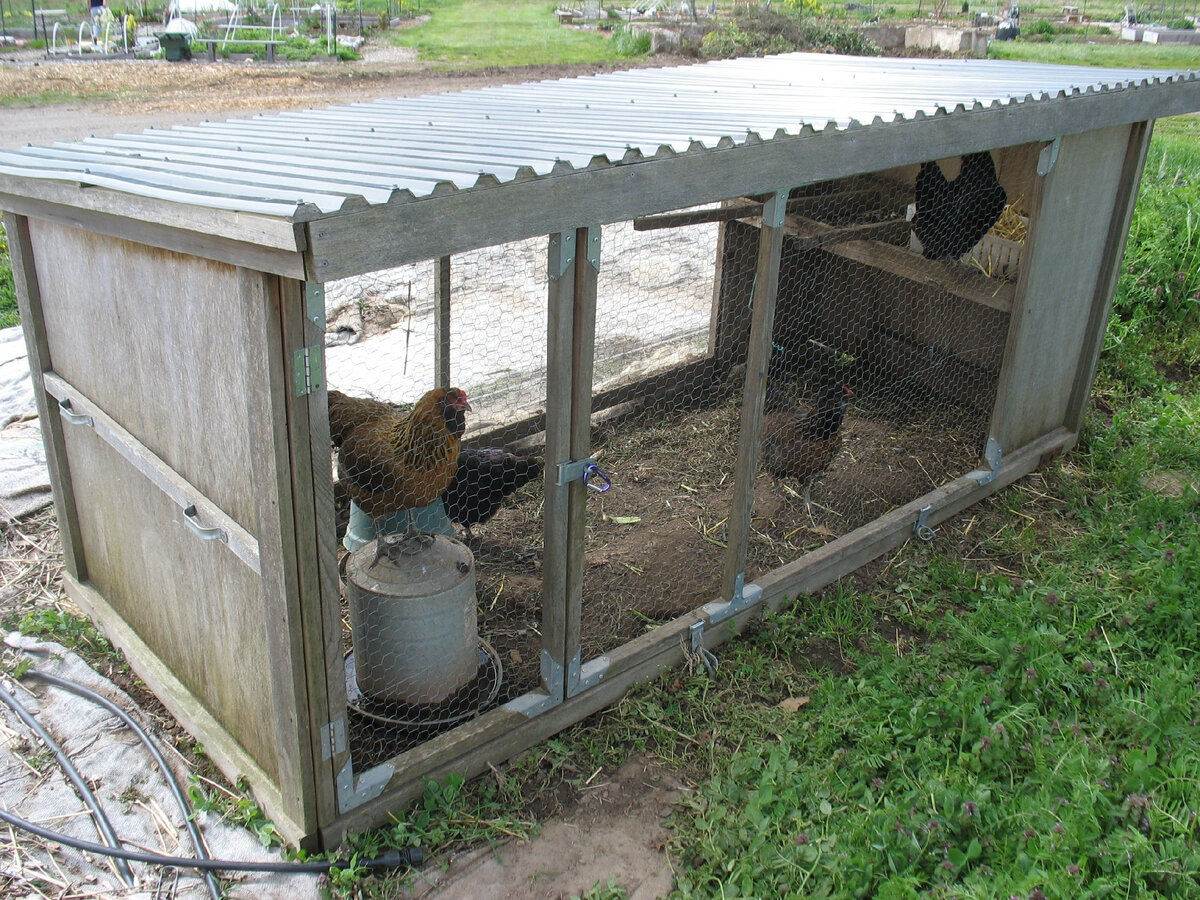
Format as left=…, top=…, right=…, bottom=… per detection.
left=29, top=221, right=260, bottom=531
left=990, top=125, right=1134, bottom=451
left=62, top=575, right=308, bottom=847
left=3, top=212, right=87, bottom=581
left=56, top=422, right=283, bottom=784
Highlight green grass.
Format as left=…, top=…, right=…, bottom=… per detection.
left=388, top=0, right=645, bottom=67
left=0, top=223, right=16, bottom=328
left=988, top=38, right=1200, bottom=68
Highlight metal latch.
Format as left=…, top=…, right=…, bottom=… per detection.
left=914, top=504, right=937, bottom=542
left=293, top=346, right=324, bottom=396
left=556, top=458, right=611, bottom=492
left=688, top=574, right=764, bottom=677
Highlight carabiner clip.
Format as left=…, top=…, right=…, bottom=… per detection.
left=583, top=463, right=611, bottom=493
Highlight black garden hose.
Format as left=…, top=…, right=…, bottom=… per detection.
left=0, top=668, right=424, bottom=886
left=22, top=669, right=223, bottom=900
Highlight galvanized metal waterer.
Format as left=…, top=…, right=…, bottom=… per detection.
left=345, top=532, right=479, bottom=706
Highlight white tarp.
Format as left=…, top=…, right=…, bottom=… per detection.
left=0, top=326, right=51, bottom=525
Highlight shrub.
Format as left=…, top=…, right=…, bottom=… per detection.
left=700, top=8, right=880, bottom=58
left=1024, top=17, right=1057, bottom=35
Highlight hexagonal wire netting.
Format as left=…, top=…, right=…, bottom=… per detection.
left=323, top=148, right=1025, bottom=768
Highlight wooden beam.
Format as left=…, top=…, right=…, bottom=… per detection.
left=285, top=278, right=350, bottom=847
left=39, top=372, right=262, bottom=574
left=0, top=176, right=305, bottom=253
left=722, top=191, right=786, bottom=601
left=0, top=190, right=307, bottom=279
left=304, top=80, right=1200, bottom=281
left=1064, top=121, right=1154, bottom=439
left=2, top=211, right=87, bottom=582
left=823, top=239, right=1015, bottom=313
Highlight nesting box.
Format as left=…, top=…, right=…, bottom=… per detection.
left=1, top=54, right=1196, bottom=847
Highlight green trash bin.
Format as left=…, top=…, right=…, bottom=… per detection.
left=160, top=32, right=192, bottom=61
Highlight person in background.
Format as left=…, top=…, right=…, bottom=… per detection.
left=90, top=0, right=104, bottom=42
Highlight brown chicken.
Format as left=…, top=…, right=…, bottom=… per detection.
left=328, top=387, right=471, bottom=518
left=760, top=380, right=853, bottom=504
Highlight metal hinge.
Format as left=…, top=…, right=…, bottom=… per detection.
left=293, top=346, right=324, bottom=396
left=320, top=718, right=347, bottom=761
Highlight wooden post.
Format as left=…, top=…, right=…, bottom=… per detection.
left=565, top=226, right=600, bottom=696
left=721, top=191, right=786, bottom=602
left=540, top=231, right=579, bottom=702
left=3, top=212, right=87, bottom=582
left=434, top=255, right=451, bottom=388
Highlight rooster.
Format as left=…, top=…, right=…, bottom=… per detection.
left=442, top=448, right=542, bottom=536
left=760, top=379, right=853, bottom=506
left=911, top=151, right=1007, bottom=263
left=328, top=387, right=470, bottom=519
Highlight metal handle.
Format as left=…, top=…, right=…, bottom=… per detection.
left=182, top=504, right=228, bottom=543
left=58, top=398, right=94, bottom=428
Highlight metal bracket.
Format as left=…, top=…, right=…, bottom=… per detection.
left=504, top=650, right=565, bottom=716
left=182, top=504, right=228, bottom=544
left=547, top=231, right=577, bottom=282
left=1037, top=138, right=1061, bottom=176
left=556, top=458, right=611, bottom=492
left=971, top=437, right=1003, bottom=485
left=336, top=758, right=393, bottom=814
left=320, top=718, right=347, bottom=761
left=293, top=346, right=324, bottom=397
left=914, top=504, right=937, bottom=542
left=584, top=224, right=602, bottom=272
left=304, top=282, right=326, bottom=329
left=763, top=190, right=788, bottom=229
left=567, top=650, right=609, bottom=697
left=687, top=574, right=764, bottom=677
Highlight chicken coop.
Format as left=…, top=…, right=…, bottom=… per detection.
left=2, top=53, right=1197, bottom=847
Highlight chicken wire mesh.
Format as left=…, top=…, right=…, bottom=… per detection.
left=320, top=145, right=1029, bottom=765
left=577, top=149, right=1025, bottom=667
left=324, top=236, right=550, bottom=766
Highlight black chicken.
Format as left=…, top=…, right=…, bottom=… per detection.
left=761, top=379, right=853, bottom=507
left=441, top=448, right=542, bottom=536
left=911, top=151, right=1007, bottom=262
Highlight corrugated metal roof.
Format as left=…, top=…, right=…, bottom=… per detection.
left=0, top=52, right=1196, bottom=220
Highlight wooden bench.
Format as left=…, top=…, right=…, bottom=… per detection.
left=199, top=37, right=285, bottom=61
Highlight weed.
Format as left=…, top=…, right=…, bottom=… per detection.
left=188, top=776, right=283, bottom=848
left=1, top=608, right=122, bottom=666
left=0, top=222, right=17, bottom=328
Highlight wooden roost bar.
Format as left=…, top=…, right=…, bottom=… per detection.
left=1, top=54, right=1197, bottom=846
